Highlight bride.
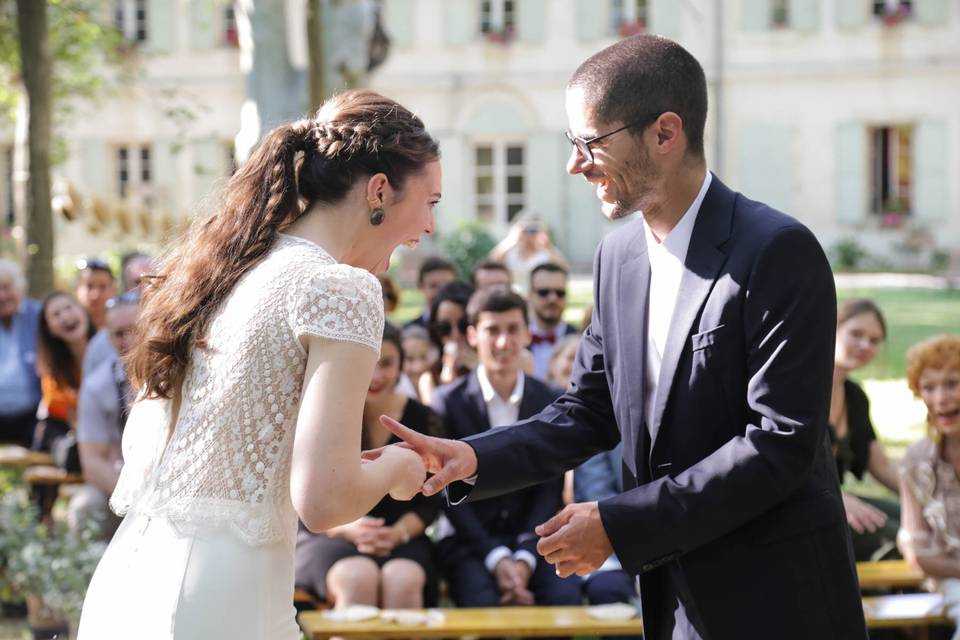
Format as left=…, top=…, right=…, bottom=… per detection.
left=77, top=90, right=439, bottom=639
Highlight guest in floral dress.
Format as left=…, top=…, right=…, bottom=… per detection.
left=897, top=334, right=960, bottom=637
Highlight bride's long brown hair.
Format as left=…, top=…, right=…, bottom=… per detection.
left=128, top=90, right=440, bottom=400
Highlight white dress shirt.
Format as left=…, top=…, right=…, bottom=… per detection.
left=643, top=171, right=712, bottom=434
left=474, top=366, right=538, bottom=573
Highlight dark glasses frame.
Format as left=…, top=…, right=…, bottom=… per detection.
left=564, top=112, right=662, bottom=165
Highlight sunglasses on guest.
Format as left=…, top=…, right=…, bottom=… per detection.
left=431, top=317, right=469, bottom=339
left=534, top=288, right=566, bottom=299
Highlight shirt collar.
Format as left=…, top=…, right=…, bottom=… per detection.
left=642, top=170, right=712, bottom=260
left=476, top=365, right=525, bottom=405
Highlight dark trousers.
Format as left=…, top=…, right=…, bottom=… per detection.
left=850, top=496, right=901, bottom=562
left=0, top=410, right=37, bottom=447
left=583, top=569, right=642, bottom=640
left=443, top=550, right=582, bottom=608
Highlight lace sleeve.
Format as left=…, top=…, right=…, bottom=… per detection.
left=289, top=265, right=384, bottom=354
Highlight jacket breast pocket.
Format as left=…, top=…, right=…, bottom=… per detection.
left=691, top=324, right=727, bottom=355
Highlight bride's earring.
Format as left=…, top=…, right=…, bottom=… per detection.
left=370, top=207, right=386, bottom=226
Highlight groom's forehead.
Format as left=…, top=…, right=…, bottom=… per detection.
left=565, top=87, right=608, bottom=132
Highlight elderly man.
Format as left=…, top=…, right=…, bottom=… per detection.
left=0, top=259, right=41, bottom=446
left=69, top=292, right=139, bottom=537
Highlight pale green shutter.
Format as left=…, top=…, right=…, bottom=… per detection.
left=191, top=137, right=222, bottom=210
left=147, top=0, right=176, bottom=53
left=576, top=0, right=607, bottom=41
left=527, top=133, right=566, bottom=248
left=836, top=1, right=870, bottom=30
left=81, top=141, right=110, bottom=198
left=740, top=0, right=771, bottom=32
left=788, top=0, right=818, bottom=31
left=152, top=140, right=178, bottom=210
left=383, top=0, right=415, bottom=47
left=835, top=123, right=868, bottom=224
left=914, top=0, right=949, bottom=26
left=445, top=0, right=474, bottom=46
left=913, top=121, right=948, bottom=222
left=649, top=0, right=682, bottom=39
left=517, top=0, right=547, bottom=44
left=189, top=0, right=220, bottom=50
left=737, top=123, right=793, bottom=214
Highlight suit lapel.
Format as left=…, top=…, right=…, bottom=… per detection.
left=616, top=220, right=650, bottom=476
left=465, top=373, right=492, bottom=433
left=649, top=175, right=733, bottom=449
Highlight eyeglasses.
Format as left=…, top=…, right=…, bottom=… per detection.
left=564, top=113, right=661, bottom=165
left=534, top=288, right=566, bottom=299
left=431, top=317, right=469, bottom=339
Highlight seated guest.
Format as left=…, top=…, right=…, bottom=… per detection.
left=898, top=334, right=960, bottom=632
left=0, top=260, right=42, bottom=446
left=432, top=287, right=581, bottom=608
left=419, top=281, right=476, bottom=403
left=547, top=334, right=580, bottom=391
left=528, top=263, right=578, bottom=379
left=296, top=323, right=444, bottom=609
left=69, top=292, right=140, bottom=537
left=120, top=252, right=154, bottom=293
left=401, top=326, right=437, bottom=402
left=832, top=299, right=901, bottom=560
left=74, top=257, right=115, bottom=331
left=470, top=260, right=512, bottom=291
left=378, top=272, right=400, bottom=315
left=34, top=292, right=96, bottom=449
left=404, top=257, right=457, bottom=330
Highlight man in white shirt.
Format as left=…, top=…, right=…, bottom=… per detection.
left=429, top=286, right=580, bottom=609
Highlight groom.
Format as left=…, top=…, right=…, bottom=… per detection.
left=380, top=35, right=866, bottom=639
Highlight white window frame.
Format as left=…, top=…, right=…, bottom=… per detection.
left=611, top=0, right=649, bottom=30
left=472, top=139, right=526, bottom=235
left=115, top=143, right=154, bottom=207
left=480, top=0, right=516, bottom=34
left=115, top=0, right=148, bottom=43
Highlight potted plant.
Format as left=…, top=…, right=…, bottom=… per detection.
left=0, top=491, right=106, bottom=639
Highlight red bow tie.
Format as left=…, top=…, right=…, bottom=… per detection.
left=530, top=332, right=556, bottom=346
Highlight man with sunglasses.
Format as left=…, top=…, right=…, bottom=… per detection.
left=379, top=35, right=864, bottom=639
left=528, top=263, right=577, bottom=379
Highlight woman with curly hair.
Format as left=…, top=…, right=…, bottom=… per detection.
left=897, top=334, right=960, bottom=637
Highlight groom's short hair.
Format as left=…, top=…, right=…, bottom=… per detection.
left=568, top=34, right=707, bottom=157
left=466, top=286, right=528, bottom=327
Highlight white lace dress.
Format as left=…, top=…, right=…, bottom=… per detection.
left=77, top=234, right=383, bottom=639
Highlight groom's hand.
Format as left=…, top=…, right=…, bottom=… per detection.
left=536, top=501, right=613, bottom=578
left=378, top=415, right=478, bottom=496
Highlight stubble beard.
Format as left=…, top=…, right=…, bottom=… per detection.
left=605, top=144, right=658, bottom=221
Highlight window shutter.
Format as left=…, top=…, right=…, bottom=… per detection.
left=788, top=0, right=819, bottom=32
left=576, top=0, right=607, bottom=41
left=913, top=120, right=948, bottom=222
left=649, top=0, right=682, bottom=38
left=81, top=141, right=109, bottom=197
left=835, top=0, right=870, bottom=30
left=835, top=123, right=868, bottom=225
left=914, top=0, right=949, bottom=26
left=740, top=0, right=771, bottom=32
left=517, top=0, right=547, bottom=44
left=445, top=0, right=474, bottom=46
left=189, top=0, right=219, bottom=49
left=382, top=0, right=415, bottom=47
left=146, top=0, right=176, bottom=53
left=737, top=123, right=793, bottom=214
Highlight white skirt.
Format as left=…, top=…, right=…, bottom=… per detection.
left=77, top=512, right=299, bottom=640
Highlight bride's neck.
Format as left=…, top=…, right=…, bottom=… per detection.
left=283, top=202, right=370, bottom=267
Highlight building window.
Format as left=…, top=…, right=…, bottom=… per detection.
left=771, top=0, right=789, bottom=28
left=116, top=144, right=153, bottom=206
left=115, top=0, right=148, bottom=43
left=474, top=142, right=525, bottom=229
left=224, top=4, right=239, bottom=47
left=480, top=0, right=515, bottom=36
left=611, top=0, right=648, bottom=35
left=870, top=125, right=912, bottom=221
left=873, top=0, right=912, bottom=23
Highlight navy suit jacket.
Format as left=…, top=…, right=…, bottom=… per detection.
left=454, top=176, right=867, bottom=639
left=432, top=373, right=564, bottom=561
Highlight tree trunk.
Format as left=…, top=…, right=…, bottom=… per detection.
left=306, top=0, right=325, bottom=112
left=16, top=0, right=54, bottom=297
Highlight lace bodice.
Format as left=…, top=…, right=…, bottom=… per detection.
left=110, top=234, right=384, bottom=545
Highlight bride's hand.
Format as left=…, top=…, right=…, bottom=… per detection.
left=378, top=415, right=478, bottom=496
left=380, top=445, right=427, bottom=501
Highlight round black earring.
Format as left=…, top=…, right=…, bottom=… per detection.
left=370, top=207, right=386, bottom=226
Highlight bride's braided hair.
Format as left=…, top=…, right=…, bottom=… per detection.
left=129, top=90, right=439, bottom=399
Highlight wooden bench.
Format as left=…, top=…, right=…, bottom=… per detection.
left=298, top=595, right=953, bottom=638
left=22, top=465, right=84, bottom=486
left=0, top=445, right=53, bottom=468
left=857, top=559, right=926, bottom=590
